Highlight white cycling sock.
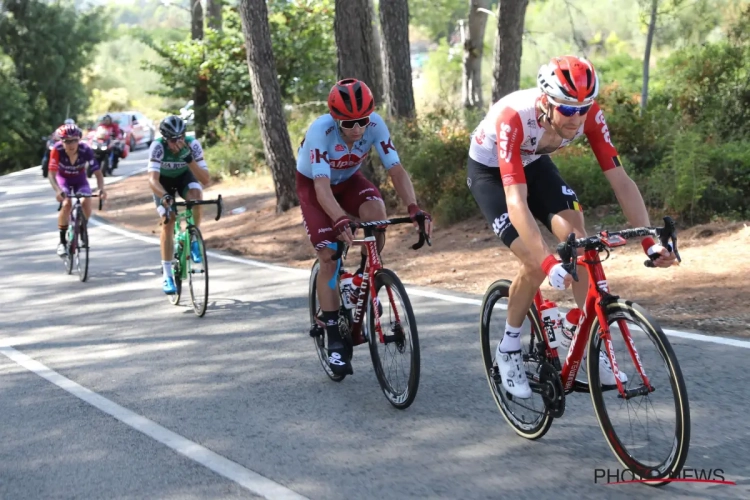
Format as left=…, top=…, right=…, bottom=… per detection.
left=162, top=260, right=173, bottom=278
left=499, top=322, right=522, bottom=352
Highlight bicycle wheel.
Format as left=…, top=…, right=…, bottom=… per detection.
left=480, top=279, right=555, bottom=439
left=367, top=268, right=420, bottom=409
left=169, top=257, right=182, bottom=305
left=64, top=223, right=75, bottom=275
left=308, top=260, right=353, bottom=382
left=76, top=213, right=89, bottom=282
left=187, top=226, right=209, bottom=317
left=588, top=300, right=690, bottom=486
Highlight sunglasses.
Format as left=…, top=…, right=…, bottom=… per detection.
left=555, top=104, right=592, bottom=117
left=340, top=117, right=370, bottom=129
left=167, top=136, right=185, bottom=143
left=63, top=138, right=80, bottom=144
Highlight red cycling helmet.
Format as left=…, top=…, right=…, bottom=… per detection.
left=327, top=79, right=375, bottom=120
left=57, top=124, right=83, bottom=140
left=537, top=55, right=599, bottom=105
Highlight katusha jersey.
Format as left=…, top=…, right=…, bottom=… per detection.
left=296, top=112, right=401, bottom=185
left=469, top=88, right=622, bottom=186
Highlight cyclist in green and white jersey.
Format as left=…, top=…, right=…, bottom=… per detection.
left=147, top=115, right=211, bottom=294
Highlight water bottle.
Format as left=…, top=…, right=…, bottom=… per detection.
left=539, top=299, right=564, bottom=349
left=561, top=308, right=583, bottom=351
left=348, top=273, right=363, bottom=306
left=339, top=272, right=355, bottom=309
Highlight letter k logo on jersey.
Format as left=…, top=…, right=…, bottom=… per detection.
left=380, top=138, right=397, bottom=154
left=314, top=149, right=329, bottom=164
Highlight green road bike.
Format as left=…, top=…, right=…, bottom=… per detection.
left=165, top=195, right=223, bottom=317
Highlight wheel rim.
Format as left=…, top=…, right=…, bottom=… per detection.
left=187, top=229, right=208, bottom=316
left=589, top=310, right=688, bottom=478
left=309, top=261, right=347, bottom=381
left=481, top=285, right=551, bottom=434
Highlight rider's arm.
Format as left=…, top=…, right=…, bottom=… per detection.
left=370, top=114, right=416, bottom=205
left=147, top=142, right=168, bottom=199
left=584, top=104, right=650, bottom=228
left=185, top=139, right=210, bottom=186
left=47, top=148, right=62, bottom=194
left=497, top=108, right=552, bottom=267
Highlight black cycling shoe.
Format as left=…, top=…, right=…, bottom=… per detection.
left=328, top=343, right=353, bottom=376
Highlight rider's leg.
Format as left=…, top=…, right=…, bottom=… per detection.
left=549, top=209, right=588, bottom=309
left=81, top=197, right=92, bottom=220
left=355, top=198, right=387, bottom=272
left=340, top=172, right=386, bottom=274
left=58, top=198, right=72, bottom=255
left=185, top=186, right=203, bottom=226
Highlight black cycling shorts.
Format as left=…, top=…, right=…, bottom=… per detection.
left=467, top=156, right=581, bottom=248
left=152, top=170, right=202, bottom=207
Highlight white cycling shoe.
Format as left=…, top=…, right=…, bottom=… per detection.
left=495, top=343, right=532, bottom=399
left=590, top=350, right=629, bottom=386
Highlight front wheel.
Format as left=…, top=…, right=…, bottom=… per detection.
left=187, top=226, right=209, bottom=317
left=588, top=300, right=690, bottom=486
left=479, top=279, right=554, bottom=439
left=367, top=268, right=420, bottom=409
left=76, top=214, right=89, bottom=282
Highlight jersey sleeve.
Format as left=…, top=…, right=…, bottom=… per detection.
left=303, top=123, right=331, bottom=179
left=369, top=114, right=401, bottom=169
left=48, top=147, right=60, bottom=174
left=147, top=141, right=164, bottom=173
left=584, top=102, right=622, bottom=172
left=85, top=145, right=100, bottom=173
left=190, top=139, right=208, bottom=169
left=495, top=107, right=526, bottom=186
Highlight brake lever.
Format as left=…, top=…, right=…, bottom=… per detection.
left=411, top=217, right=431, bottom=250
left=557, top=233, right=579, bottom=281
left=215, top=194, right=223, bottom=221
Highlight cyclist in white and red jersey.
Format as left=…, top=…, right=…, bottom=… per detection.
left=467, top=56, right=677, bottom=398
left=296, top=78, right=432, bottom=376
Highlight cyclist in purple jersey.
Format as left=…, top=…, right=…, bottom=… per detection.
left=48, top=124, right=106, bottom=257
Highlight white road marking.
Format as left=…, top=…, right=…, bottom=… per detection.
left=89, top=218, right=749, bottom=349
left=0, top=344, right=309, bottom=500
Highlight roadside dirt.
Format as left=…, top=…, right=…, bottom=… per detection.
left=99, top=173, right=750, bottom=336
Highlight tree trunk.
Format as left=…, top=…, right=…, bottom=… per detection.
left=491, top=0, right=529, bottom=103
left=368, top=0, right=384, bottom=105
left=206, top=0, right=223, bottom=32
left=379, top=0, right=415, bottom=119
left=191, top=0, right=208, bottom=139
left=335, top=0, right=383, bottom=188
left=463, top=0, right=490, bottom=109
left=641, top=0, right=658, bottom=114
left=238, top=0, right=299, bottom=212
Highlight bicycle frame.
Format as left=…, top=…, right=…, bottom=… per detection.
left=532, top=247, right=651, bottom=398
left=59, top=192, right=101, bottom=254
left=171, top=208, right=196, bottom=281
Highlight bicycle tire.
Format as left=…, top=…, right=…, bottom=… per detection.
left=77, top=214, right=89, bottom=282
left=169, top=257, right=182, bottom=305
left=187, top=226, right=209, bottom=317
left=480, top=279, right=554, bottom=439
left=64, top=217, right=75, bottom=275
left=308, top=260, right=352, bottom=382
left=367, top=268, right=420, bottom=409
left=588, top=300, right=690, bottom=486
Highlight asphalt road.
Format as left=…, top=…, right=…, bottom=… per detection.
left=1, top=152, right=748, bottom=499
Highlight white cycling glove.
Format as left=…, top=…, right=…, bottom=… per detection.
left=541, top=254, right=569, bottom=290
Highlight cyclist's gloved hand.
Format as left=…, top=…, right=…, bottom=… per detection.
left=541, top=254, right=571, bottom=290
left=642, top=237, right=677, bottom=268
left=333, top=215, right=354, bottom=244
left=408, top=203, right=432, bottom=237
left=55, top=190, right=65, bottom=203
left=161, top=194, right=173, bottom=208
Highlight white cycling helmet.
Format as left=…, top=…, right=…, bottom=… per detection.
left=537, top=55, right=599, bottom=106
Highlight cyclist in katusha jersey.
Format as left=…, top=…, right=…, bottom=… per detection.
left=297, top=78, right=432, bottom=376
left=467, top=56, right=677, bottom=399
left=147, top=115, right=210, bottom=295
left=48, top=124, right=106, bottom=257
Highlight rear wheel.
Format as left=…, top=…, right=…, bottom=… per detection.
left=308, top=260, right=353, bottom=382
left=64, top=224, right=75, bottom=275
left=76, top=213, right=89, bottom=282
left=588, top=300, right=690, bottom=486
left=367, top=268, right=420, bottom=409
left=168, top=238, right=183, bottom=306
left=187, top=226, right=209, bottom=317
left=480, top=279, right=555, bottom=439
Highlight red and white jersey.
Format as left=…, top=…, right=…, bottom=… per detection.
left=468, top=88, right=622, bottom=186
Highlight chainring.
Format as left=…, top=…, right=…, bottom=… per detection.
left=539, top=361, right=566, bottom=418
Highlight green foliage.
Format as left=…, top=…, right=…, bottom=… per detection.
left=142, top=0, right=337, bottom=129
left=0, top=0, right=106, bottom=172
left=389, top=108, right=476, bottom=224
